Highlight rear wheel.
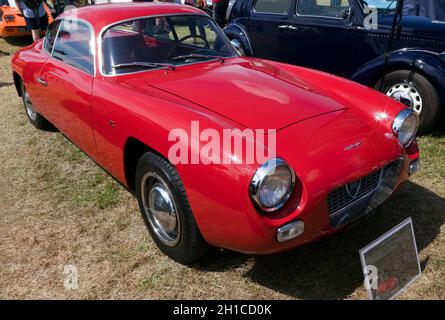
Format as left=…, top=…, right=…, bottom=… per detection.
left=376, top=70, right=441, bottom=134
left=21, top=80, right=50, bottom=130
left=135, top=152, right=208, bottom=264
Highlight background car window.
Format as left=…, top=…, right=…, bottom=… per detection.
left=297, top=0, right=351, bottom=18
left=43, top=20, right=61, bottom=55
left=53, top=20, right=94, bottom=75
left=253, top=0, right=292, bottom=14
left=359, top=0, right=396, bottom=10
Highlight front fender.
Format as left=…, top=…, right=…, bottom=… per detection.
left=351, top=49, right=445, bottom=106
left=224, top=23, right=254, bottom=56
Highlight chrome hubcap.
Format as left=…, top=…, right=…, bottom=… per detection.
left=141, top=172, right=180, bottom=247
left=23, top=87, right=37, bottom=121
left=386, top=82, right=423, bottom=116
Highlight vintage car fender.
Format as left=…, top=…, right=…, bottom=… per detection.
left=350, top=49, right=445, bottom=107
left=224, top=23, right=254, bottom=56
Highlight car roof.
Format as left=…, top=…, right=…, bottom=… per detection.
left=59, top=3, right=206, bottom=33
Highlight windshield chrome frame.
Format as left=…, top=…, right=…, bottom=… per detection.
left=98, top=13, right=239, bottom=77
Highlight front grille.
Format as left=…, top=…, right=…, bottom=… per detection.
left=327, top=169, right=382, bottom=216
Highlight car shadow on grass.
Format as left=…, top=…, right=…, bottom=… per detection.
left=194, top=181, right=445, bottom=299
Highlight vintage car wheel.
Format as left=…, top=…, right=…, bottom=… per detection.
left=21, top=80, right=50, bottom=130
left=135, top=152, right=208, bottom=264
left=376, top=70, right=440, bottom=134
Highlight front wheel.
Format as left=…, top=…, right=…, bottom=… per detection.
left=135, top=152, right=208, bottom=264
left=376, top=70, right=441, bottom=134
left=21, top=80, right=51, bottom=130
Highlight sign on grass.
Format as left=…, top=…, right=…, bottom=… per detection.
left=360, top=217, right=421, bottom=300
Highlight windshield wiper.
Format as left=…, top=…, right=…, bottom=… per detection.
left=112, top=62, right=175, bottom=70
left=171, top=54, right=226, bottom=62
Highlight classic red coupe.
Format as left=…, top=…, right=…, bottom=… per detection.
left=11, top=3, right=420, bottom=264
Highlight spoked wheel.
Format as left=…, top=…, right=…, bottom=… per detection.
left=135, top=152, right=208, bottom=264
left=21, top=80, right=50, bottom=130
left=376, top=70, right=441, bottom=134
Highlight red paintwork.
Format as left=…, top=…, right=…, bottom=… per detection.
left=10, top=4, right=419, bottom=254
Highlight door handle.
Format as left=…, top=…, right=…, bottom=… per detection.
left=37, top=77, right=48, bottom=87
left=278, top=25, right=289, bottom=29
left=287, top=25, right=300, bottom=30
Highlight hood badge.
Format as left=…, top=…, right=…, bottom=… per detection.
left=344, top=141, right=361, bottom=152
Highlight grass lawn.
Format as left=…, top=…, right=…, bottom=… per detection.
left=0, top=36, right=444, bottom=299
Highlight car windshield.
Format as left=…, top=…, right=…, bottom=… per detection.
left=102, top=14, right=238, bottom=75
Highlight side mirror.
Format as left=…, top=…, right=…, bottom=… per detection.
left=230, top=39, right=244, bottom=56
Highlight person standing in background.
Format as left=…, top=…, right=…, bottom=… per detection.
left=403, top=0, right=445, bottom=21
left=212, top=0, right=228, bottom=28
left=16, top=0, right=48, bottom=42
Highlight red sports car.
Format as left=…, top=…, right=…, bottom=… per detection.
left=11, top=3, right=420, bottom=264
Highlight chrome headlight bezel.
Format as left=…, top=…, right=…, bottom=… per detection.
left=249, top=158, right=296, bottom=213
left=392, top=108, right=419, bottom=147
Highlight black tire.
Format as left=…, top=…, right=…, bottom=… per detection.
left=135, top=152, right=208, bottom=264
left=20, top=80, right=51, bottom=130
left=376, top=70, right=441, bottom=134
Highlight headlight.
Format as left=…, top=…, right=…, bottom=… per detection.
left=249, top=158, right=295, bottom=212
left=392, top=108, right=419, bottom=147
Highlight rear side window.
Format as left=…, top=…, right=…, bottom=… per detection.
left=52, top=19, right=94, bottom=75
left=43, top=20, right=61, bottom=55
left=254, top=0, right=292, bottom=15
left=296, top=0, right=351, bottom=18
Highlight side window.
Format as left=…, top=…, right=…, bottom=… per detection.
left=43, top=20, right=61, bottom=55
left=297, top=0, right=351, bottom=18
left=253, top=0, right=292, bottom=15
left=53, top=19, right=94, bottom=75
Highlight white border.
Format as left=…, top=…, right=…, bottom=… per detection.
left=359, top=217, right=421, bottom=300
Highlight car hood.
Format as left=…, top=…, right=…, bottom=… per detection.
left=146, top=58, right=349, bottom=130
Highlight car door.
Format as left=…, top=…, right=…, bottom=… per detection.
left=287, top=0, right=356, bottom=77
left=25, top=20, right=61, bottom=116
left=37, top=18, right=96, bottom=156
left=246, top=0, right=294, bottom=62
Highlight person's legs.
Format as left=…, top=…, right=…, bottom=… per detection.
left=212, top=0, right=229, bottom=28
left=31, top=29, right=40, bottom=41
left=25, top=17, right=40, bottom=42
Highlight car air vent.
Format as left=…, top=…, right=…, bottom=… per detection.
left=327, top=169, right=382, bottom=216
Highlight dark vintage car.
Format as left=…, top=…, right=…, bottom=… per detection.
left=225, top=0, right=445, bottom=132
